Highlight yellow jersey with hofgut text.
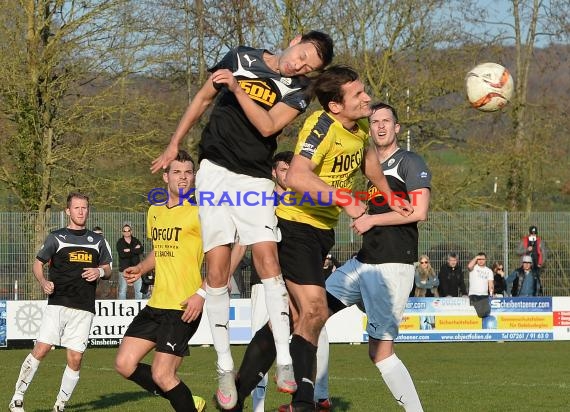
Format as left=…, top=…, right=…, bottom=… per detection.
left=146, top=201, right=203, bottom=310
left=276, top=110, right=368, bottom=230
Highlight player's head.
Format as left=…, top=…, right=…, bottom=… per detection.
left=163, top=150, right=196, bottom=203
left=311, top=65, right=371, bottom=122
left=369, top=102, right=401, bottom=150
left=93, top=226, right=103, bottom=234
left=279, top=31, right=334, bottom=76
left=272, top=150, right=294, bottom=192
left=65, top=192, right=89, bottom=229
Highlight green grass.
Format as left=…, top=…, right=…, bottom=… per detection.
left=1, top=342, right=569, bottom=411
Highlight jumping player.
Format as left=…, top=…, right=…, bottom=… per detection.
left=151, top=31, right=334, bottom=410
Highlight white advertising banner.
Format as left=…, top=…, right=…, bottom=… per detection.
left=4, top=297, right=569, bottom=348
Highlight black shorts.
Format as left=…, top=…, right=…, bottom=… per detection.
left=124, top=305, right=202, bottom=357
left=277, top=217, right=335, bottom=286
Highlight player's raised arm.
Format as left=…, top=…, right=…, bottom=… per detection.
left=150, top=77, right=219, bottom=173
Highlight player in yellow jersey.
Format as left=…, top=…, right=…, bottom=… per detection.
left=232, top=65, right=412, bottom=412
left=115, top=150, right=206, bottom=412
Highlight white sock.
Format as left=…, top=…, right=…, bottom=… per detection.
left=376, top=354, right=423, bottom=412
left=205, top=284, right=234, bottom=371
left=314, top=327, right=329, bottom=401
left=261, top=275, right=292, bottom=365
left=13, top=353, right=40, bottom=400
left=251, top=373, right=268, bottom=412
left=56, top=365, right=80, bottom=404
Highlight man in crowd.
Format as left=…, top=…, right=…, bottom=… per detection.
left=437, top=252, right=467, bottom=297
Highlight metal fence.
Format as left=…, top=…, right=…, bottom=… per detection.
left=1, top=211, right=569, bottom=300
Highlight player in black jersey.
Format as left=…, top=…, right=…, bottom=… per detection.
left=9, top=193, right=112, bottom=412
left=152, top=32, right=334, bottom=410
left=326, top=103, right=431, bottom=411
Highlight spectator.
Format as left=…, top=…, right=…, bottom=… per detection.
left=414, top=255, right=439, bottom=297
left=116, top=224, right=144, bottom=300
left=467, top=253, right=494, bottom=318
left=491, top=261, right=507, bottom=297
left=506, top=255, right=542, bottom=297
left=437, top=252, right=467, bottom=297
left=517, top=225, right=546, bottom=275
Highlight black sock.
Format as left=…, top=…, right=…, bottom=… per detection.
left=165, top=380, right=196, bottom=412
left=290, top=334, right=317, bottom=408
left=127, top=363, right=165, bottom=398
left=236, top=323, right=276, bottom=403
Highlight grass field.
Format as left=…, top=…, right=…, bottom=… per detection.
left=1, top=342, right=569, bottom=411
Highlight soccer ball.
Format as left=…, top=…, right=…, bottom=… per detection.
left=465, top=62, right=514, bottom=112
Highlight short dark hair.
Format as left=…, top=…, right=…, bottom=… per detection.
left=66, top=192, right=89, bottom=208
left=312, top=65, right=359, bottom=111
left=448, top=252, right=458, bottom=259
left=165, top=150, right=195, bottom=172
left=300, top=31, right=334, bottom=69
left=529, top=225, right=538, bottom=234
left=370, top=102, right=399, bottom=123
left=93, top=226, right=103, bottom=232
left=272, top=151, right=294, bottom=169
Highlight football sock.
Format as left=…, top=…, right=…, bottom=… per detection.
left=314, top=327, right=329, bottom=401
left=376, top=354, right=423, bottom=412
left=13, top=353, right=40, bottom=400
left=290, top=334, right=317, bottom=408
left=251, top=373, right=268, bottom=412
left=237, top=323, right=276, bottom=402
left=165, top=380, right=197, bottom=412
left=205, top=283, right=234, bottom=371
left=127, top=363, right=165, bottom=398
left=261, top=274, right=293, bottom=365
left=56, top=365, right=80, bottom=404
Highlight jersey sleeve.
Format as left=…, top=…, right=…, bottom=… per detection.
left=296, top=112, right=334, bottom=165
left=36, top=233, right=58, bottom=263
left=98, top=238, right=113, bottom=265
left=279, top=77, right=312, bottom=113
left=208, top=47, right=241, bottom=73
left=401, top=152, right=432, bottom=191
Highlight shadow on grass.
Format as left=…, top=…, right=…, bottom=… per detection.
left=70, top=391, right=155, bottom=411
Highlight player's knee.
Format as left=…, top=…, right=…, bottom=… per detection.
left=252, top=252, right=279, bottom=277
left=303, top=302, right=329, bottom=329
left=114, top=355, right=133, bottom=378
left=151, top=367, right=173, bottom=389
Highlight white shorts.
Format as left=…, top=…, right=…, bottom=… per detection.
left=250, top=283, right=269, bottom=333
left=37, top=305, right=94, bottom=353
left=326, top=259, right=414, bottom=340
left=196, top=159, right=281, bottom=252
